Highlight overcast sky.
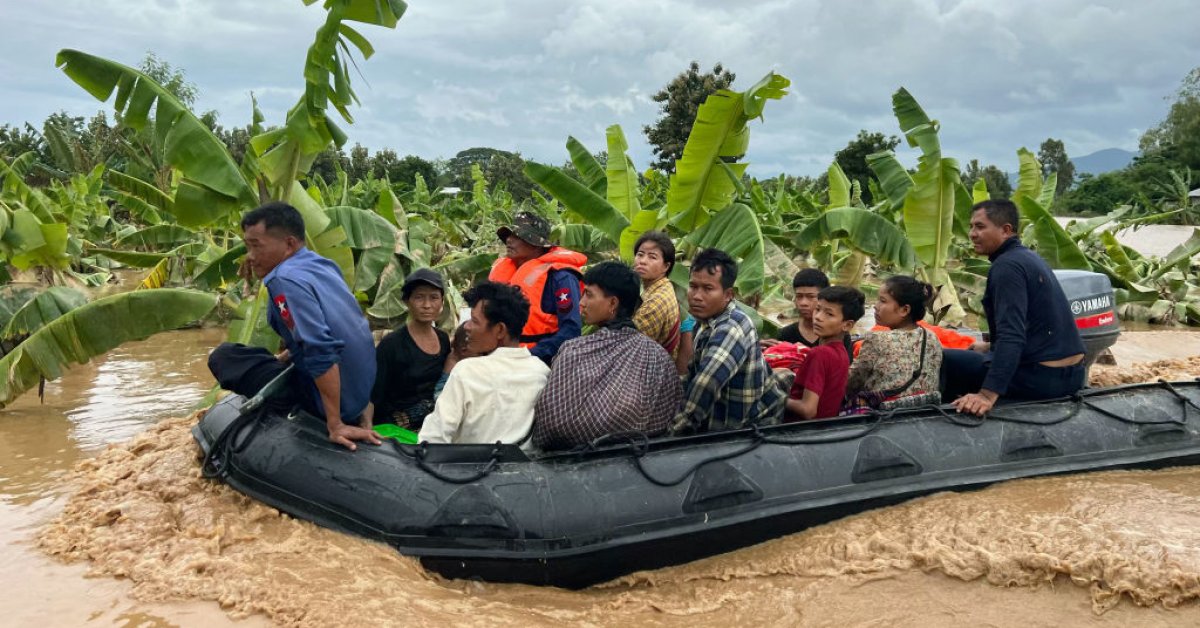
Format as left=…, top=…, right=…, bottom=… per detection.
left=2, top=0, right=1198, bottom=177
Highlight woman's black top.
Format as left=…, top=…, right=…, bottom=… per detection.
left=371, top=326, right=450, bottom=421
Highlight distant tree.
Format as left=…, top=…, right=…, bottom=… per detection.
left=483, top=151, right=533, bottom=201
left=0, top=123, right=45, bottom=162
left=643, top=61, right=736, bottom=172
left=445, top=147, right=514, bottom=189
left=1140, top=66, right=1200, bottom=172
left=347, top=144, right=371, bottom=182
left=309, top=147, right=348, bottom=185
left=962, top=159, right=1013, bottom=199
left=834, top=130, right=900, bottom=205
left=389, top=155, right=437, bottom=189
left=1057, top=171, right=1138, bottom=215
left=1037, top=138, right=1075, bottom=198
left=138, top=51, right=199, bottom=108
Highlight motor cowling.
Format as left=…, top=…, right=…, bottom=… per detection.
left=1053, top=269, right=1121, bottom=377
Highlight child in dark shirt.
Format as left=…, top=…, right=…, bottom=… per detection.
left=785, top=286, right=864, bottom=421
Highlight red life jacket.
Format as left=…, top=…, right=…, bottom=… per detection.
left=488, top=247, right=587, bottom=347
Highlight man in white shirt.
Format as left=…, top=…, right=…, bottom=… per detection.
left=418, top=281, right=550, bottom=451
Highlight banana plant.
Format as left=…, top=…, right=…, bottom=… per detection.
left=0, top=288, right=216, bottom=406
left=666, top=72, right=791, bottom=232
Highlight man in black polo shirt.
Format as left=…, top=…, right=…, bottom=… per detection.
left=944, top=199, right=1086, bottom=416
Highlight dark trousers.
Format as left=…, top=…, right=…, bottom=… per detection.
left=208, top=342, right=317, bottom=415
left=941, top=349, right=1087, bottom=402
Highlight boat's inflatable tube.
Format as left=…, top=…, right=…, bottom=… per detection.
left=193, top=380, right=1200, bottom=588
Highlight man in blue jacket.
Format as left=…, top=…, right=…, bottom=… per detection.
left=208, top=201, right=380, bottom=451
left=944, top=199, right=1086, bottom=416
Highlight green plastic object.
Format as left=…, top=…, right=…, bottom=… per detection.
left=373, top=423, right=419, bottom=444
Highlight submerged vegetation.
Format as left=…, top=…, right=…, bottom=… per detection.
left=0, top=0, right=1197, bottom=406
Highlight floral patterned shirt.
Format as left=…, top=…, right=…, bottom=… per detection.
left=846, top=327, right=942, bottom=398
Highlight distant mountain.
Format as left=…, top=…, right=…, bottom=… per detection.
left=1070, top=148, right=1138, bottom=176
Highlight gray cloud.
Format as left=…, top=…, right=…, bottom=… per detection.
left=2, top=0, right=1197, bottom=177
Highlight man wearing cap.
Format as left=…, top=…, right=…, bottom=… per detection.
left=488, top=211, right=587, bottom=364
left=208, top=201, right=380, bottom=452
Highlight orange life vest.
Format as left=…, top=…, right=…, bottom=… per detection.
left=852, top=321, right=978, bottom=357
left=488, top=247, right=587, bottom=347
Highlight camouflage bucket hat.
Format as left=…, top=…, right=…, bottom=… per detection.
left=496, top=212, right=553, bottom=247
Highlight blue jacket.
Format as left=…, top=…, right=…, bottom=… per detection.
left=529, top=269, right=582, bottom=364
left=982, top=238, right=1085, bottom=395
left=264, top=247, right=375, bottom=421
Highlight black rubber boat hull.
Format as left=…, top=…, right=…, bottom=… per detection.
left=193, top=380, right=1200, bottom=588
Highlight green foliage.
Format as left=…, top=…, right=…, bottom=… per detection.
left=644, top=61, right=737, bottom=172
left=0, top=289, right=215, bottom=407
left=834, top=130, right=900, bottom=206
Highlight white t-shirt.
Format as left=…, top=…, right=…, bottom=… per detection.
left=417, top=347, right=550, bottom=451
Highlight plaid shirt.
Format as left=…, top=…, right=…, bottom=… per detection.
left=672, top=302, right=791, bottom=434
left=533, top=326, right=682, bottom=450
left=634, top=276, right=680, bottom=350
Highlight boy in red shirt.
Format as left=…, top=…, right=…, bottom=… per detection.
left=785, top=286, right=864, bottom=421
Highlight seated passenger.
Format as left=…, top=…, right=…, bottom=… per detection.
left=670, top=248, right=791, bottom=434
left=845, top=276, right=943, bottom=411
left=763, top=268, right=829, bottom=349
left=945, top=200, right=1086, bottom=416
left=370, top=268, right=450, bottom=430
left=786, top=286, right=864, bottom=421
left=533, top=262, right=683, bottom=450
left=433, top=322, right=478, bottom=400
left=417, top=282, right=549, bottom=450
left=632, top=231, right=682, bottom=354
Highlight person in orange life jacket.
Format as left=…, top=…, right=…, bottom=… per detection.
left=488, top=211, right=587, bottom=365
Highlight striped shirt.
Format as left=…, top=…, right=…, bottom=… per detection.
left=671, top=302, right=791, bottom=434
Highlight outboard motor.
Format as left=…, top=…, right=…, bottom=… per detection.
left=1053, top=270, right=1121, bottom=381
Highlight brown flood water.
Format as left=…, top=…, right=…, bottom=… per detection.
left=4, top=330, right=1200, bottom=627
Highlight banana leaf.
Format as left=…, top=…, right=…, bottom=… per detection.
left=1012, top=148, right=1042, bottom=206
left=366, top=256, right=409, bottom=320
left=227, top=285, right=279, bottom=352
left=666, top=72, right=790, bottom=230
left=0, top=288, right=216, bottom=407
left=1149, top=228, right=1200, bottom=281
left=903, top=157, right=959, bottom=270
left=374, top=182, right=403, bottom=227
left=114, top=224, right=199, bottom=249
left=1065, top=206, right=1131, bottom=239
left=1016, top=196, right=1091, bottom=270
left=971, top=178, right=990, bottom=204
left=1, top=287, right=89, bottom=339
left=685, top=203, right=766, bottom=296
left=793, top=207, right=919, bottom=270
left=866, top=150, right=913, bottom=211
left=525, top=162, right=628, bottom=243
left=106, top=170, right=174, bottom=215
left=10, top=221, right=70, bottom=271
left=827, top=162, right=852, bottom=208
left=605, top=125, right=641, bottom=220
left=618, top=209, right=661, bottom=262
left=892, top=88, right=940, bottom=164
left=90, top=242, right=207, bottom=268
left=566, top=136, right=607, bottom=197
left=138, top=258, right=171, bottom=290
left=1038, top=172, right=1058, bottom=209
left=55, top=50, right=257, bottom=226
left=193, top=243, right=246, bottom=290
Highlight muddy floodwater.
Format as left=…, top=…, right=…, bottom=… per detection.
left=4, top=329, right=1200, bottom=627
